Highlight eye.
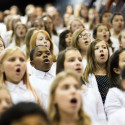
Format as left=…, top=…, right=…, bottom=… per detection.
left=37, top=53, right=42, bottom=56
left=63, top=85, right=69, bottom=90
left=95, top=47, right=98, bottom=50
left=20, top=57, right=25, bottom=62
left=9, top=58, right=15, bottom=62
left=69, top=58, right=75, bottom=62
left=103, top=46, right=107, bottom=49
left=46, top=51, right=50, bottom=55
left=78, top=58, right=82, bottom=62
left=74, top=84, right=80, bottom=90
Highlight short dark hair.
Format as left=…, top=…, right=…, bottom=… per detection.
left=30, top=45, right=45, bottom=61
left=121, top=66, right=125, bottom=80
left=0, top=102, right=50, bottom=125
left=110, top=12, right=124, bottom=24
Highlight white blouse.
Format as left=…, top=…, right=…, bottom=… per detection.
left=82, top=88, right=106, bottom=124
left=29, top=68, right=56, bottom=109
left=6, top=80, right=37, bottom=104
left=105, top=87, right=125, bottom=120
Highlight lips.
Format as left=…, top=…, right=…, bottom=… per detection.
left=100, top=53, right=105, bottom=59
left=84, top=41, right=89, bottom=45
left=75, top=68, right=82, bottom=73
left=43, top=58, right=50, bottom=64
left=16, top=68, right=20, bottom=72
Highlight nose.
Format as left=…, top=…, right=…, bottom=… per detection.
left=43, top=53, right=48, bottom=58
left=70, top=86, right=76, bottom=94
left=75, top=59, right=81, bottom=66
left=16, top=59, right=21, bottom=65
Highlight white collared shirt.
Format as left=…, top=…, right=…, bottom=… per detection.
left=29, top=68, right=56, bottom=109
left=6, top=80, right=37, bottom=104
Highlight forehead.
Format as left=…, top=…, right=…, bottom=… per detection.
left=81, top=30, right=89, bottom=34
left=113, top=15, right=123, bottom=19
left=37, top=32, right=47, bottom=37
left=65, top=50, right=81, bottom=58
left=58, top=76, right=78, bottom=86
left=120, top=51, right=125, bottom=59
left=34, top=46, right=50, bottom=53
left=72, top=20, right=81, bottom=25
left=98, top=25, right=108, bottom=29
left=95, top=41, right=106, bottom=46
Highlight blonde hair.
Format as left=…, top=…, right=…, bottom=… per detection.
left=72, top=28, right=86, bottom=52
left=83, top=39, right=110, bottom=83
left=0, top=47, right=42, bottom=105
left=68, top=17, right=85, bottom=33
left=30, top=30, right=56, bottom=62
left=48, top=70, right=91, bottom=125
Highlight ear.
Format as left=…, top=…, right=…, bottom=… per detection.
left=30, top=61, right=35, bottom=67
left=113, top=67, right=120, bottom=74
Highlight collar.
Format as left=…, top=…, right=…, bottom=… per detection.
left=33, top=67, right=55, bottom=79
left=5, top=80, right=27, bottom=91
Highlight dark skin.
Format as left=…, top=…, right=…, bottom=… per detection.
left=30, top=46, right=53, bottom=72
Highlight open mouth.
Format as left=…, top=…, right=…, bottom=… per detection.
left=75, top=68, right=81, bottom=72
left=20, top=31, right=23, bottom=35
left=85, top=41, right=89, bottom=45
left=16, top=68, right=21, bottom=73
left=70, top=98, right=77, bottom=104
left=103, top=35, right=107, bottom=38
left=100, top=54, right=104, bottom=58
left=44, top=59, right=50, bottom=63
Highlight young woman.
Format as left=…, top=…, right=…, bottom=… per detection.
left=59, top=29, right=72, bottom=52
left=93, top=23, right=114, bottom=55
left=0, top=47, right=42, bottom=105
left=110, top=13, right=124, bottom=51
left=0, top=102, right=50, bottom=125
left=9, top=22, right=27, bottom=54
left=48, top=71, right=91, bottom=125
left=72, top=28, right=91, bottom=71
left=118, top=29, right=125, bottom=49
left=68, top=17, right=85, bottom=33
left=105, top=48, right=125, bottom=120
left=56, top=47, right=106, bottom=124
left=83, top=39, right=110, bottom=103
left=0, top=84, right=12, bottom=115
left=30, top=29, right=57, bottom=61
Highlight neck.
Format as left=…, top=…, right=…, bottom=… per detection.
left=94, top=64, right=107, bottom=75
left=113, top=30, right=120, bottom=39
left=19, top=38, right=25, bottom=46
left=81, top=50, right=87, bottom=59
left=59, top=111, right=78, bottom=125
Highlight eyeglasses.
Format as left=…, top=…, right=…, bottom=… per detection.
left=78, top=33, right=91, bottom=39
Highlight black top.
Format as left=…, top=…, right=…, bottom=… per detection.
left=95, top=75, right=110, bottom=104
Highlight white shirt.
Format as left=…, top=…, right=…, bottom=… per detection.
left=105, top=87, right=125, bottom=120
left=29, top=68, right=56, bottom=109
left=108, top=108, right=125, bottom=125
left=82, top=88, right=106, bottom=124
left=6, top=80, right=37, bottom=104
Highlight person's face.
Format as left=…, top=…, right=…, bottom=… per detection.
left=71, top=20, right=83, bottom=33
left=31, top=46, right=53, bottom=72
left=88, top=9, right=95, bottom=21
left=112, top=15, right=124, bottom=32
left=0, top=40, right=4, bottom=53
left=34, top=22, right=45, bottom=30
left=36, top=33, right=51, bottom=50
left=64, top=50, right=83, bottom=77
left=94, top=41, right=109, bottom=65
left=13, top=18, right=21, bottom=29
left=2, top=50, right=26, bottom=84
left=11, top=115, right=48, bottom=125
left=102, top=12, right=112, bottom=24
left=80, top=6, right=88, bottom=18
left=78, top=30, right=91, bottom=51
left=96, top=25, right=110, bottom=42
left=65, top=32, right=72, bottom=47
left=15, top=25, right=27, bottom=38
left=43, top=17, right=53, bottom=33
left=0, top=89, right=12, bottom=115
left=120, top=31, right=125, bottom=48
left=119, top=51, right=125, bottom=70
left=54, top=76, right=81, bottom=115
